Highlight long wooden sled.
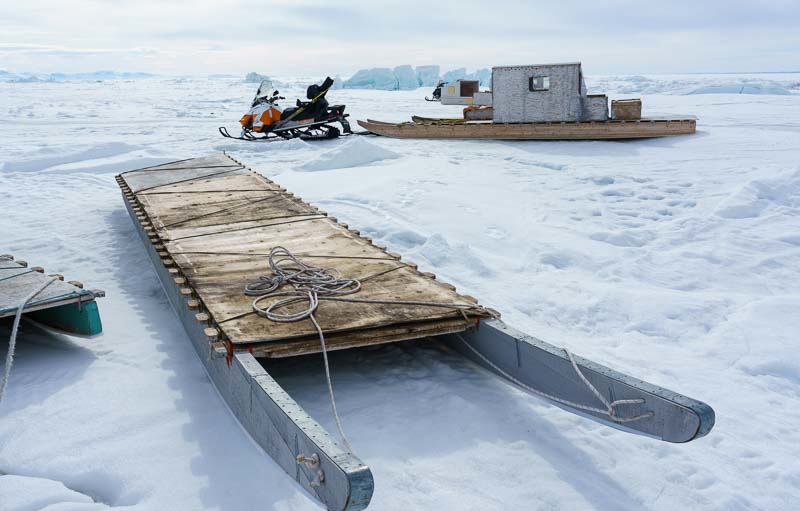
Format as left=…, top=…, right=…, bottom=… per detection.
left=0, top=255, right=103, bottom=336
left=359, top=116, right=697, bottom=140
left=116, top=154, right=714, bottom=511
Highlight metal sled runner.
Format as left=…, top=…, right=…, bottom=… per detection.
left=116, top=154, right=714, bottom=511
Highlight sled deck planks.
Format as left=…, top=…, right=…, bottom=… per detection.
left=117, top=153, right=490, bottom=357
left=358, top=117, right=697, bottom=139
left=0, top=256, right=103, bottom=335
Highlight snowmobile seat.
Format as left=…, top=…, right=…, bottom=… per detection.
left=279, top=78, right=337, bottom=121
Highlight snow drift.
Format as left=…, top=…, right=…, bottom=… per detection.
left=296, top=137, right=401, bottom=172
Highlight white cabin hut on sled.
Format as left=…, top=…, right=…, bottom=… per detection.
left=492, top=62, right=609, bottom=122
left=358, top=60, right=695, bottom=139
left=434, top=62, right=639, bottom=123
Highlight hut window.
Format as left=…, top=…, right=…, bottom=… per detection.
left=529, top=76, right=550, bottom=91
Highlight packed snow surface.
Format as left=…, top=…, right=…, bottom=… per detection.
left=298, top=137, right=400, bottom=172
left=1, top=73, right=800, bottom=511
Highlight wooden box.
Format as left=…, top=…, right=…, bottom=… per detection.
left=611, top=99, right=642, bottom=120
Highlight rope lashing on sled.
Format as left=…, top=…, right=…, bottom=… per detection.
left=0, top=270, right=34, bottom=282
left=0, top=276, right=58, bottom=405
left=245, top=247, right=494, bottom=451
left=455, top=334, right=655, bottom=423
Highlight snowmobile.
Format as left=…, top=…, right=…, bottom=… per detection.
left=219, top=77, right=351, bottom=141
left=425, top=80, right=446, bottom=102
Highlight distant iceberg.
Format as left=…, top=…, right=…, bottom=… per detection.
left=442, top=68, right=468, bottom=82
left=393, top=65, right=418, bottom=90
left=416, top=65, right=440, bottom=87
left=245, top=72, right=270, bottom=83
left=341, top=65, right=494, bottom=91
left=440, top=67, right=491, bottom=87
left=344, top=68, right=398, bottom=90
left=468, top=68, right=492, bottom=87
left=343, top=65, right=441, bottom=90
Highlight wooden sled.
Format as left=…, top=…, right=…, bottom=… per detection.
left=359, top=117, right=696, bottom=140
left=411, top=115, right=468, bottom=124
left=116, top=154, right=714, bottom=511
left=0, top=255, right=103, bottom=336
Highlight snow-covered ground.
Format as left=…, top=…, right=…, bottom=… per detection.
left=1, top=74, right=799, bottom=510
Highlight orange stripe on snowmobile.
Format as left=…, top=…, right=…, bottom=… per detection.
left=259, top=108, right=282, bottom=127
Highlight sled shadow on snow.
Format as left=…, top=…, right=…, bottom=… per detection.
left=499, top=130, right=708, bottom=158
left=0, top=319, right=96, bottom=416
left=105, top=207, right=306, bottom=511
left=266, top=340, right=655, bottom=511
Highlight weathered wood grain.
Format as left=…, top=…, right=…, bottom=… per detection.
left=118, top=154, right=489, bottom=356
left=358, top=118, right=697, bottom=139
left=0, top=259, right=98, bottom=318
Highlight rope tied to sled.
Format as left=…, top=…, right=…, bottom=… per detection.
left=455, top=333, right=655, bottom=423
left=245, top=247, right=493, bottom=452
left=0, top=276, right=59, bottom=405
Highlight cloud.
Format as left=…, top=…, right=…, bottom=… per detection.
left=1, top=0, right=798, bottom=75
left=0, top=43, right=159, bottom=56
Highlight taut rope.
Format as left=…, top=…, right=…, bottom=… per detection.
left=0, top=272, right=58, bottom=405
left=244, top=247, right=492, bottom=451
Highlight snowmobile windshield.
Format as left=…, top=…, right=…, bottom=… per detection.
left=253, top=79, right=276, bottom=102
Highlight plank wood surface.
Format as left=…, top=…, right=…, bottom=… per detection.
left=0, top=258, right=98, bottom=318
left=118, top=154, right=489, bottom=357
left=358, top=118, right=697, bottom=139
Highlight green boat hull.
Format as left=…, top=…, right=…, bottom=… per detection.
left=27, top=300, right=103, bottom=336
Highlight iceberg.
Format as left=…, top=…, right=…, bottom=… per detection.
left=245, top=72, right=270, bottom=83
left=344, top=68, right=398, bottom=90
left=394, top=65, right=418, bottom=90
left=442, top=67, right=468, bottom=82
left=467, top=68, right=492, bottom=87
left=416, top=65, right=441, bottom=87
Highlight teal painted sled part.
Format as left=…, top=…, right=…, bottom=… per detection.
left=26, top=300, right=103, bottom=336
left=0, top=254, right=104, bottom=336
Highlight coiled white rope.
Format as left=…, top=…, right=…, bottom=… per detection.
left=455, top=333, right=654, bottom=423
left=245, top=247, right=363, bottom=452
left=245, top=247, right=492, bottom=452
left=0, top=276, right=58, bottom=405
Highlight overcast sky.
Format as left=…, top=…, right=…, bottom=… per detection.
left=2, top=0, right=798, bottom=76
